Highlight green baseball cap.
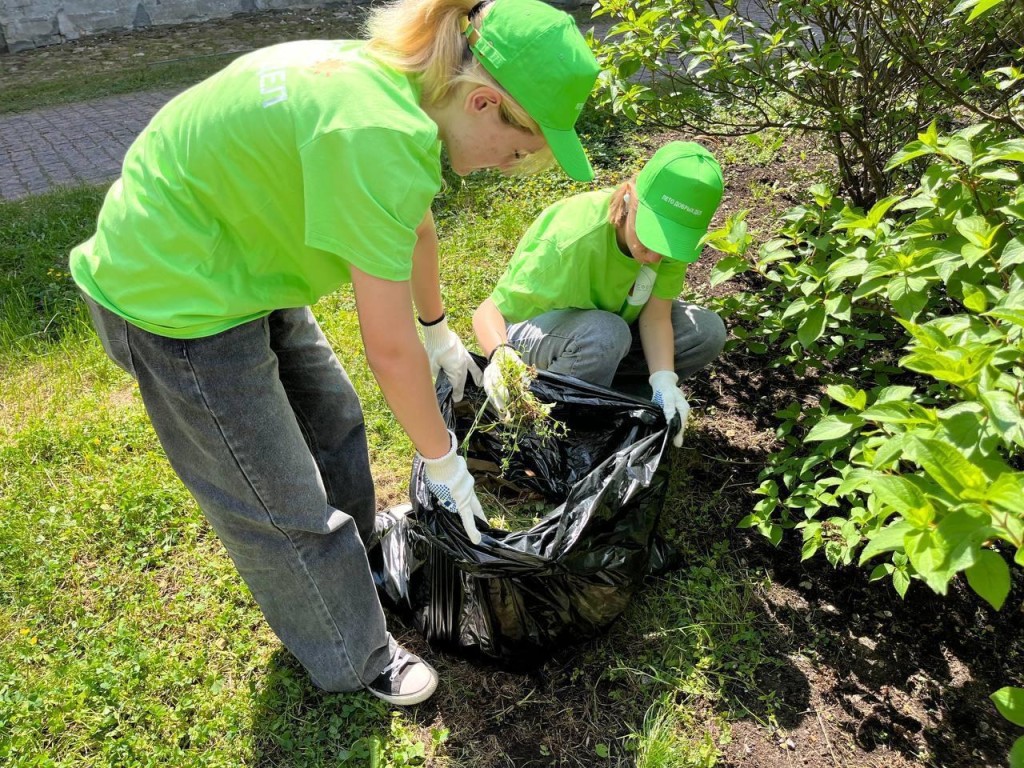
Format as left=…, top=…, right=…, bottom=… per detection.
left=465, top=0, right=600, bottom=181
left=635, top=142, right=724, bottom=262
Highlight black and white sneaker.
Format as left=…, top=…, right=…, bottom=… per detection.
left=366, top=645, right=438, bottom=706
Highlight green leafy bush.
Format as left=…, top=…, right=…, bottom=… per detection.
left=589, top=0, right=1023, bottom=206
left=712, top=121, right=1023, bottom=606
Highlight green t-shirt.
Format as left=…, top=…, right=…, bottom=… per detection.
left=70, top=40, right=442, bottom=338
left=490, top=190, right=688, bottom=325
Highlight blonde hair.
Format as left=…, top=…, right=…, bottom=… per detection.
left=608, top=177, right=638, bottom=225
left=364, top=0, right=553, bottom=174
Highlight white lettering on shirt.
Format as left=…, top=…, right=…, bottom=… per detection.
left=626, top=265, right=657, bottom=306
left=259, top=67, right=288, bottom=108
left=661, top=194, right=702, bottom=216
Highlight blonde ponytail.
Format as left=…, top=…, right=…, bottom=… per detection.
left=364, top=0, right=553, bottom=172
left=363, top=0, right=467, bottom=104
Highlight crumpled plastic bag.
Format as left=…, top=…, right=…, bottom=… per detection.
left=369, top=354, right=676, bottom=668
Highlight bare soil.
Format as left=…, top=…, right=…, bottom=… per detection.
left=4, top=9, right=1022, bottom=768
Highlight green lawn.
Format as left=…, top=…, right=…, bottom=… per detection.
left=0, top=56, right=241, bottom=115
left=0, top=124, right=787, bottom=766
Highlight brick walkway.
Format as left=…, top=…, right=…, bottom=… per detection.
left=0, top=89, right=179, bottom=200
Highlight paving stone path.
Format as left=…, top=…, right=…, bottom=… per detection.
left=0, top=89, right=180, bottom=201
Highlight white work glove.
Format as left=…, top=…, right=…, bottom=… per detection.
left=421, top=315, right=483, bottom=402
left=649, top=370, right=690, bottom=448
left=482, top=344, right=528, bottom=419
left=420, top=430, right=486, bottom=545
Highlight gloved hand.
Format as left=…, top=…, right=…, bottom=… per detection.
left=649, top=370, right=690, bottom=448
left=483, top=344, right=528, bottom=419
left=421, top=315, right=483, bottom=402
left=420, top=430, right=486, bottom=544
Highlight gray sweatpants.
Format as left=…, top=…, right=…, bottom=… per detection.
left=505, top=299, right=726, bottom=391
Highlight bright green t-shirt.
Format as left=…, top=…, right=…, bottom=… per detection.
left=70, top=40, right=442, bottom=338
left=490, top=190, right=688, bottom=325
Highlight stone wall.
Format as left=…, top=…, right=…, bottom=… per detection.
left=0, top=0, right=338, bottom=53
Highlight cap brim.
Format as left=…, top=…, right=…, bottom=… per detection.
left=540, top=125, right=594, bottom=182
left=635, top=204, right=705, bottom=262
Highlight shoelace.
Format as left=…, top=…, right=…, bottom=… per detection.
left=378, top=648, right=412, bottom=683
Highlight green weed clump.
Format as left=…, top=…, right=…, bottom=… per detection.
left=463, top=351, right=569, bottom=479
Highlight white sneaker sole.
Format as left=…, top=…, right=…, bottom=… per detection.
left=368, top=672, right=438, bottom=706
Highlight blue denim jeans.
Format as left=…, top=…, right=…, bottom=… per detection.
left=84, top=297, right=393, bottom=692
left=505, top=299, right=727, bottom=391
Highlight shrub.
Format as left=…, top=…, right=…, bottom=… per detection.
left=711, top=120, right=1023, bottom=601
left=589, top=0, right=1023, bottom=206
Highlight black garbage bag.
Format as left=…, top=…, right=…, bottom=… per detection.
left=370, top=353, right=676, bottom=668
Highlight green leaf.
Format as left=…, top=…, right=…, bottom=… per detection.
left=827, top=384, right=867, bottom=411
left=966, top=549, right=1011, bottom=610
left=938, top=403, right=989, bottom=454
left=867, top=195, right=902, bottom=226
left=956, top=216, right=998, bottom=249
left=860, top=401, right=926, bottom=425
left=1010, top=735, right=1024, bottom=768
left=991, top=687, right=1024, bottom=728
left=888, top=275, right=930, bottom=319
left=919, top=121, right=939, bottom=148
left=872, top=433, right=908, bottom=470
left=904, top=529, right=950, bottom=593
left=806, top=415, right=864, bottom=442
left=984, top=473, right=1024, bottom=517
left=987, top=308, right=1024, bottom=328
left=976, top=138, right=1024, bottom=164
left=826, top=256, right=868, bottom=286
left=885, top=141, right=934, bottom=170
left=941, top=137, right=975, bottom=166
left=709, top=255, right=750, bottom=286
left=861, top=255, right=901, bottom=283
left=897, top=319, right=949, bottom=351
left=892, top=567, right=911, bottom=597
left=797, top=305, right=827, bottom=347
left=934, top=507, right=997, bottom=575
left=867, top=476, right=933, bottom=527
left=962, top=284, right=987, bottom=313
left=982, top=391, right=1024, bottom=448
left=802, top=537, right=821, bottom=561
left=859, top=519, right=913, bottom=565
left=806, top=183, right=832, bottom=208
left=876, top=385, right=917, bottom=403
left=978, top=166, right=1020, bottom=182
left=596, top=743, right=610, bottom=758
left=837, top=467, right=875, bottom=495
left=968, top=0, right=1006, bottom=20
left=903, top=508, right=992, bottom=593
left=869, top=564, right=891, bottom=581
left=1000, top=237, right=1024, bottom=269
left=782, top=296, right=809, bottom=321
left=913, top=437, right=988, bottom=495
